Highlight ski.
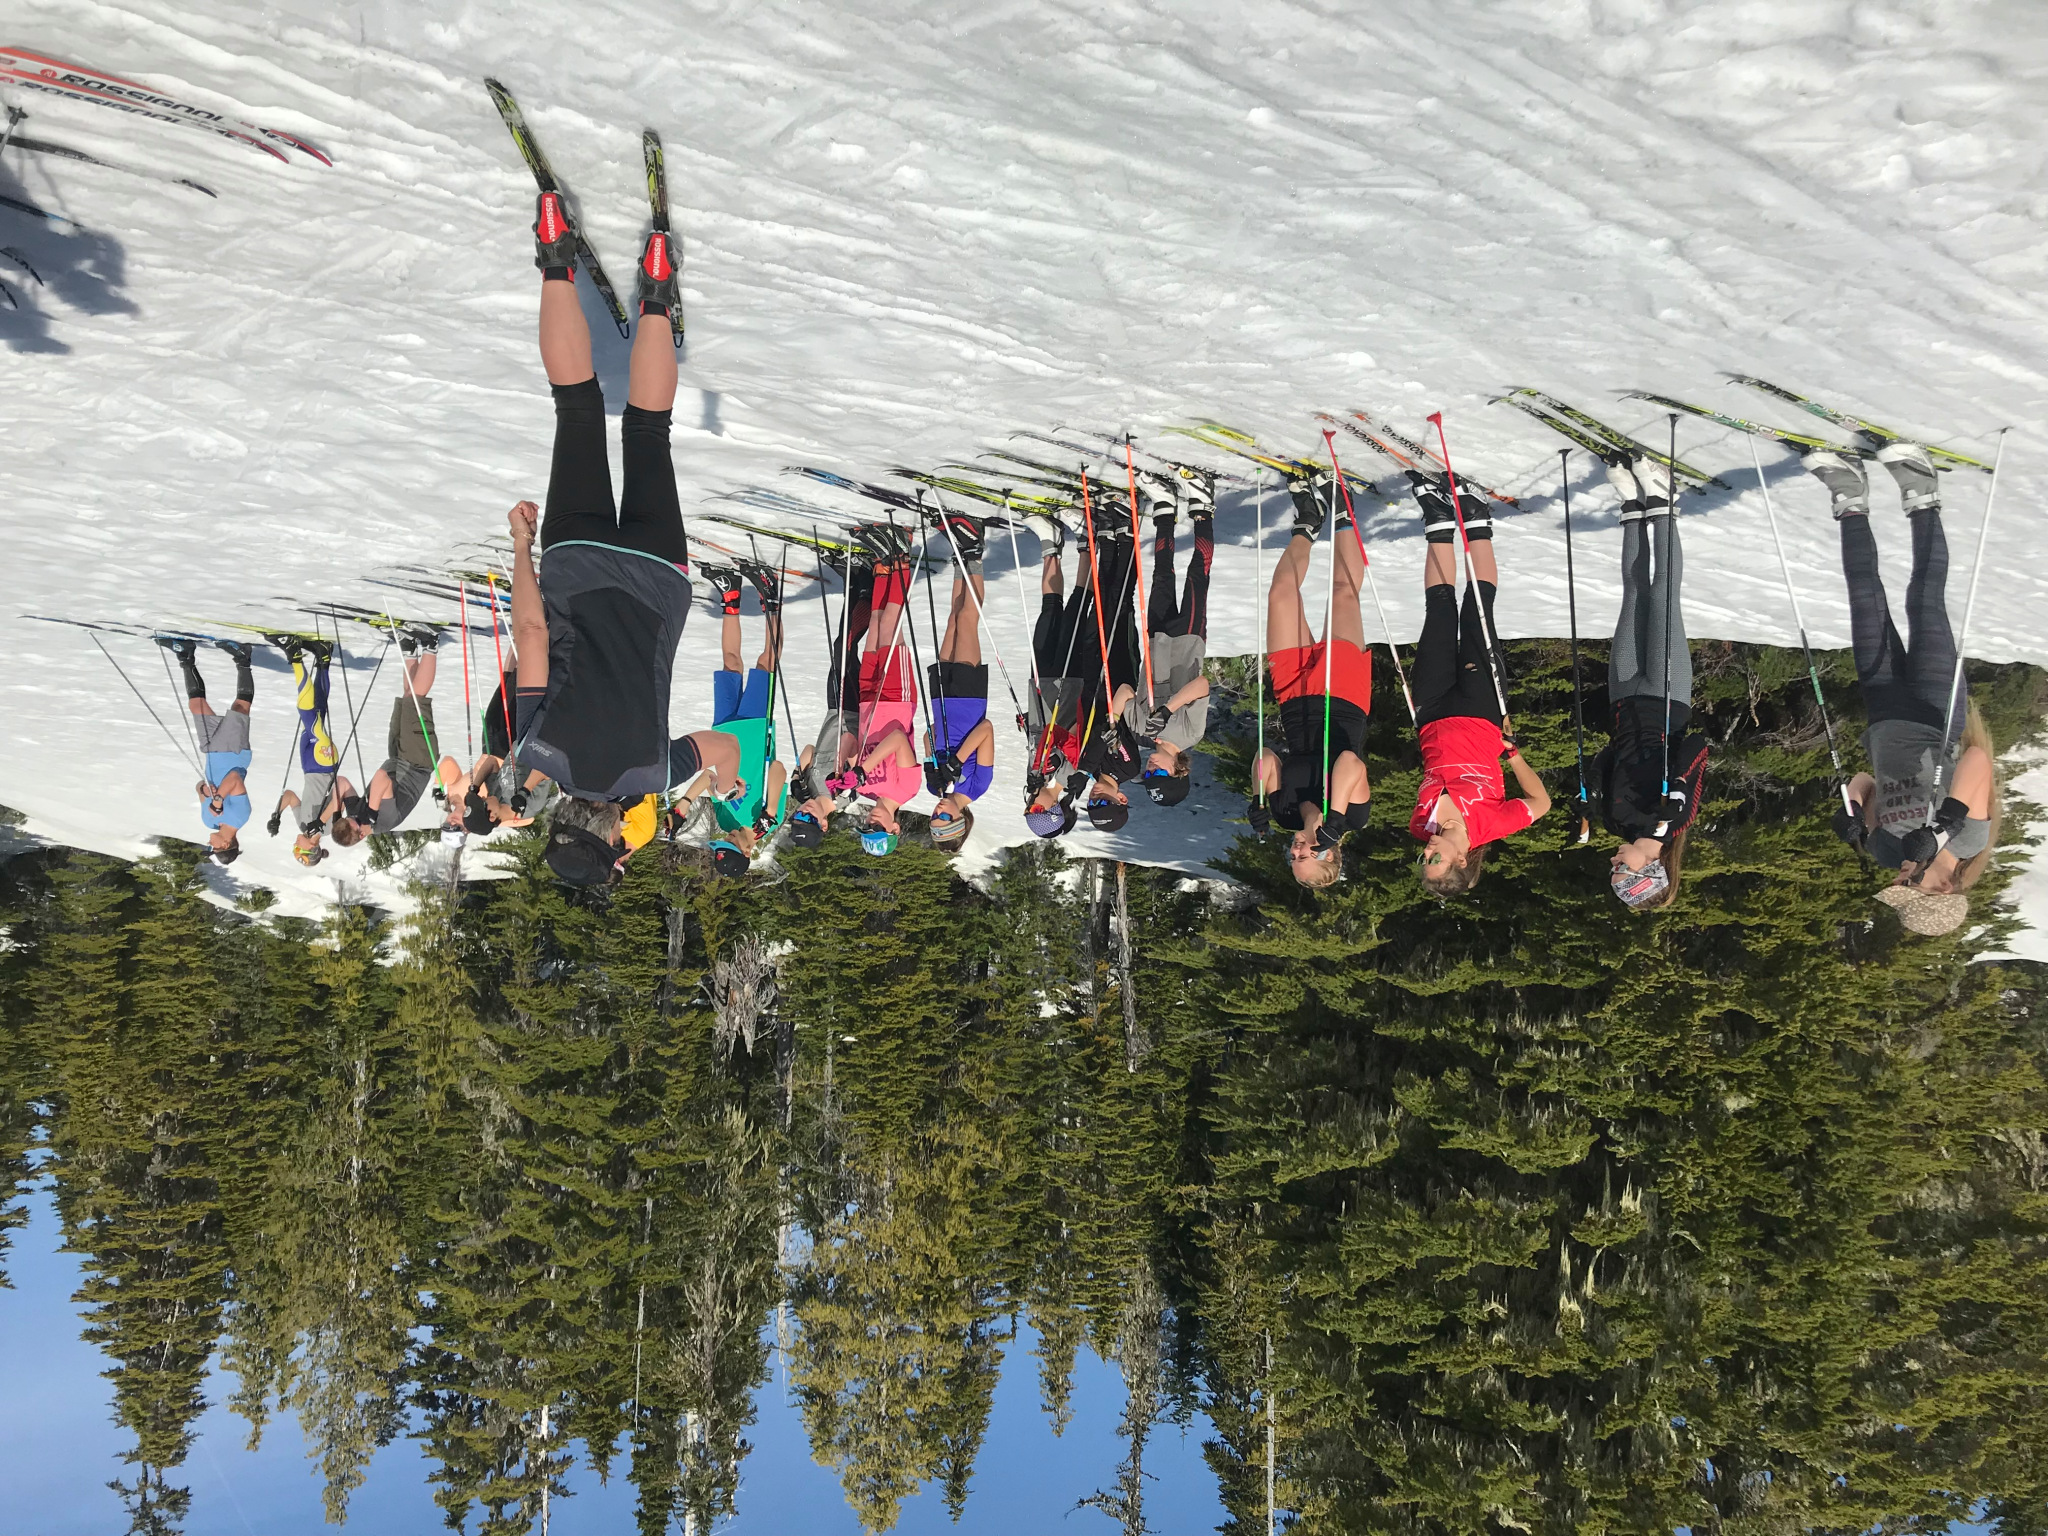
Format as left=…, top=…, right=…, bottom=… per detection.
left=1616, top=390, right=1861, bottom=456
left=892, top=466, right=1067, bottom=511
left=701, top=513, right=867, bottom=559
left=11, top=129, right=218, bottom=196
left=1495, top=389, right=1727, bottom=490
left=789, top=465, right=924, bottom=513
left=0, top=46, right=328, bottom=165
left=484, top=77, right=630, bottom=338
left=1030, top=426, right=1254, bottom=486
left=712, top=486, right=866, bottom=527
left=1723, top=374, right=1993, bottom=473
left=692, top=533, right=819, bottom=583
left=1167, top=421, right=1379, bottom=498
left=1346, top=410, right=1518, bottom=505
left=0, top=189, right=70, bottom=223
left=184, top=618, right=328, bottom=643
left=642, top=127, right=684, bottom=344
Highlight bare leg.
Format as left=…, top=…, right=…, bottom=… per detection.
left=722, top=610, right=742, bottom=674
left=1267, top=533, right=1314, bottom=654
left=867, top=565, right=906, bottom=656
left=1466, top=540, right=1498, bottom=589
left=756, top=612, right=784, bottom=674
left=1331, top=526, right=1367, bottom=651
left=942, top=577, right=983, bottom=666
left=539, top=279, right=592, bottom=386
left=406, top=653, right=438, bottom=697
left=1425, top=542, right=1459, bottom=589
left=626, top=310, right=677, bottom=412
left=1042, top=551, right=1064, bottom=597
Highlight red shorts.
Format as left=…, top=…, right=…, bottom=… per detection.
left=1270, top=639, right=1372, bottom=709
left=859, top=646, right=913, bottom=703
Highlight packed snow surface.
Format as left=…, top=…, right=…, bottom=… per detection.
left=4, top=0, right=2046, bottom=937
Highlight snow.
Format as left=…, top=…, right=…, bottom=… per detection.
left=3, top=0, right=2046, bottom=926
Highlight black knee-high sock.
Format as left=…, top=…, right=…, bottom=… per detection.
left=179, top=652, right=207, bottom=700
left=233, top=652, right=254, bottom=704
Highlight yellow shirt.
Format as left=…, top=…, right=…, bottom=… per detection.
left=620, top=795, right=658, bottom=851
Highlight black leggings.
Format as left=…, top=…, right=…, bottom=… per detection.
left=1032, top=542, right=1138, bottom=691
left=826, top=569, right=875, bottom=711
left=1842, top=509, right=1960, bottom=733
left=539, top=377, right=688, bottom=565
left=1413, top=581, right=1503, bottom=728
left=1147, top=514, right=1213, bottom=639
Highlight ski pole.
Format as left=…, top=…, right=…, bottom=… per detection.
left=772, top=539, right=801, bottom=772
left=1560, top=450, right=1590, bottom=843
left=1123, top=434, right=1158, bottom=709
left=891, top=507, right=937, bottom=754
left=154, top=635, right=207, bottom=770
left=483, top=572, right=513, bottom=751
left=1320, top=470, right=1338, bottom=818
left=915, top=497, right=949, bottom=767
left=97, top=636, right=201, bottom=775
left=332, top=635, right=393, bottom=780
left=1252, top=468, right=1270, bottom=829
left=1323, top=429, right=1415, bottom=724
left=1658, top=416, right=1679, bottom=832
left=929, top=493, right=1029, bottom=729
left=381, top=615, right=442, bottom=772
left=1747, top=437, right=1852, bottom=814
left=1425, top=412, right=1511, bottom=719
left=1006, top=509, right=1044, bottom=731
left=1926, top=428, right=2009, bottom=818
left=1078, top=469, right=1117, bottom=715
left=459, top=577, right=475, bottom=759
left=325, top=613, right=370, bottom=787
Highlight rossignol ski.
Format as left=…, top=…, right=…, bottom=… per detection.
left=1494, top=387, right=1727, bottom=489
left=0, top=46, right=328, bottom=164
left=484, top=77, right=630, bottom=337
left=1617, top=389, right=1862, bottom=455
left=642, top=127, right=684, bottom=344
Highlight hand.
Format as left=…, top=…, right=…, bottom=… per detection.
left=1315, top=822, right=1345, bottom=851
left=1144, top=705, right=1171, bottom=736
left=508, top=500, right=539, bottom=551
left=1832, top=804, right=1868, bottom=851
left=1247, top=799, right=1272, bottom=835
left=266, top=809, right=283, bottom=837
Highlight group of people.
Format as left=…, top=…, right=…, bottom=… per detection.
left=172, top=186, right=2001, bottom=940
left=1242, top=440, right=1993, bottom=934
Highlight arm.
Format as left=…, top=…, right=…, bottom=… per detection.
left=863, top=728, right=915, bottom=773
left=1164, top=674, right=1209, bottom=713
left=670, top=768, right=716, bottom=809
left=1951, top=745, right=1994, bottom=819
left=1253, top=749, right=1280, bottom=795
left=1328, top=752, right=1370, bottom=813
left=1847, top=770, right=1878, bottom=828
left=218, top=769, right=246, bottom=795
left=961, top=718, right=995, bottom=764
left=508, top=501, right=549, bottom=692
left=762, top=760, right=788, bottom=822
left=366, top=767, right=396, bottom=808
left=1508, top=748, right=1551, bottom=823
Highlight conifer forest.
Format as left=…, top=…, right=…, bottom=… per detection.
left=4, top=640, right=2045, bottom=1535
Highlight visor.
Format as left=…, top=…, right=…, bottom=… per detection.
left=1611, top=858, right=1670, bottom=909
left=709, top=839, right=750, bottom=878
left=860, top=829, right=898, bottom=857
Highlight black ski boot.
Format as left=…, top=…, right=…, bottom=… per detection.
left=853, top=523, right=913, bottom=565
left=737, top=560, right=782, bottom=615
left=533, top=190, right=579, bottom=273
left=400, top=624, right=442, bottom=654
left=1287, top=469, right=1331, bottom=540
left=700, top=565, right=744, bottom=616
left=937, top=509, right=986, bottom=563
left=212, top=639, right=254, bottom=664
left=264, top=631, right=308, bottom=662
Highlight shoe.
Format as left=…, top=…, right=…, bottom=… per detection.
left=936, top=510, right=986, bottom=563
left=1020, top=512, right=1067, bottom=558
left=212, top=639, right=253, bottom=663
left=1406, top=471, right=1456, bottom=543
left=532, top=190, right=579, bottom=272
left=852, top=523, right=913, bottom=564
left=737, top=560, right=782, bottom=615
left=634, top=229, right=680, bottom=312
left=1287, top=469, right=1331, bottom=539
left=1802, top=449, right=1871, bottom=519
left=700, top=564, right=743, bottom=615
left=1877, top=442, right=1942, bottom=514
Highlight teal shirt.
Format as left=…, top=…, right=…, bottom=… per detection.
left=711, top=716, right=787, bottom=833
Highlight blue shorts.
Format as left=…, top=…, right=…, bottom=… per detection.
left=713, top=668, right=773, bottom=726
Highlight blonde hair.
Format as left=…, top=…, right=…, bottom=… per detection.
left=1952, top=699, right=2001, bottom=891
left=1638, top=827, right=1685, bottom=911
left=1292, top=851, right=1342, bottom=890
left=1420, top=842, right=1486, bottom=897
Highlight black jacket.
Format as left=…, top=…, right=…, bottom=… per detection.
left=1589, top=696, right=1708, bottom=843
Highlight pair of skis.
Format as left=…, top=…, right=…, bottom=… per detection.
left=1492, top=388, right=1728, bottom=490
left=0, top=45, right=328, bottom=165
left=1623, top=375, right=1995, bottom=473
left=484, top=78, right=682, bottom=345
left=4, top=104, right=218, bottom=195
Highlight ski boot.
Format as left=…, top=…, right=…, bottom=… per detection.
left=736, top=560, right=782, bottom=615
left=1603, top=456, right=1670, bottom=522
left=212, top=639, right=254, bottom=665
left=700, top=565, right=744, bottom=616
left=1877, top=442, right=1942, bottom=514
left=1134, top=468, right=1179, bottom=521
left=1801, top=448, right=1870, bottom=519
left=634, top=228, right=681, bottom=316
left=1179, top=466, right=1217, bottom=518
left=1287, top=468, right=1331, bottom=540
left=852, top=522, right=914, bottom=566
left=1019, top=512, right=1067, bottom=559
left=935, top=508, right=986, bottom=563
left=155, top=634, right=198, bottom=660
left=533, top=190, right=579, bottom=273
left=399, top=624, right=442, bottom=655
left=264, top=631, right=308, bottom=662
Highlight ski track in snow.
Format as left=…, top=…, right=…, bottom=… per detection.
left=3, top=0, right=2046, bottom=936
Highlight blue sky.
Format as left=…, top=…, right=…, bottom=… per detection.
left=2, top=1188, right=1230, bottom=1535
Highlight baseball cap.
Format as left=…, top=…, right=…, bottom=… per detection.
left=788, top=810, right=825, bottom=848
left=1087, top=796, right=1129, bottom=833
left=545, top=825, right=619, bottom=887
left=709, top=839, right=750, bottom=879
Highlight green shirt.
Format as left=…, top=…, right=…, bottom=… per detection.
left=711, top=716, right=787, bottom=834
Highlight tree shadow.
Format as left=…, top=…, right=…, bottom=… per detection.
left=0, top=156, right=138, bottom=353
